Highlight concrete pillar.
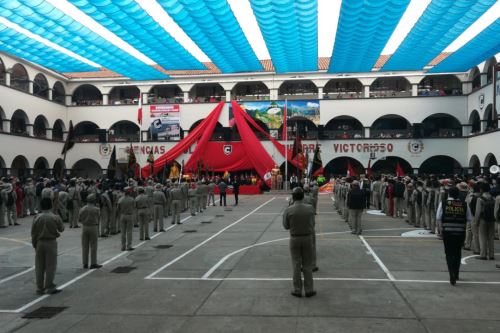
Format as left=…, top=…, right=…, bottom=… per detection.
left=65, top=95, right=72, bottom=106
left=26, top=124, right=33, bottom=136
left=462, top=82, right=472, bottom=95
left=462, top=124, right=471, bottom=137
left=48, top=89, right=53, bottom=101
left=5, top=72, right=10, bottom=86
left=364, top=127, right=370, bottom=138
left=363, top=85, right=370, bottom=98
left=102, top=94, right=109, bottom=105
left=63, top=131, right=68, bottom=141
left=28, top=81, right=34, bottom=94
left=270, top=88, right=278, bottom=100
left=225, top=90, right=231, bottom=102
left=142, top=92, right=148, bottom=105
left=46, top=128, right=53, bottom=140
left=183, top=91, right=190, bottom=103
left=3, top=119, right=11, bottom=133
left=411, top=84, right=419, bottom=97
left=318, top=87, right=324, bottom=99
left=481, top=120, right=487, bottom=132
left=480, top=73, right=488, bottom=86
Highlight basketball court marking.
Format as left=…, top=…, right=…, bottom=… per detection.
left=359, top=235, right=396, bottom=281
left=0, top=237, right=32, bottom=246
left=145, top=197, right=276, bottom=279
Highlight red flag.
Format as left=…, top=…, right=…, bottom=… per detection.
left=347, top=160, right=357, bottom=177
left=367, top=159, right=372, bottom=177
left=282, top=101, right=287, bottom=140
left=137, top=95, right=143, bottom=125
left=396, top=162, right=405, bottom=177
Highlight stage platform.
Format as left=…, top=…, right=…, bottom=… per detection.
left=1, top=195, right=500, bottom=332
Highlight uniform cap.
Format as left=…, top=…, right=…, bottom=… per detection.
left=86, top=194, right=96, bottom=203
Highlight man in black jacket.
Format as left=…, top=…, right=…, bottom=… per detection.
left=232, top=176, right=240, bottom=206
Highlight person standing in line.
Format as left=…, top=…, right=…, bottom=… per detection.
left=200, top=180, right=209, bottom=210
left=189, top=182, right=198, bottom=216
left=0, top=181, right=6, bottom=228
left=67, top=179, right=81, bottom=229
left=196, top=181, right=204, bottom=213
left=207, top=179, right=216, bottom=206
left=152, top=184, right=166, bottom=232
left=494, top=181, right=500, bottom=269
left=135, top=187, right=151, bottom=241
left=310, top=181, right=319, bottom=214
left=180, top=181, right=188, bottom=212
left=413, top=181, right=424, bottom=227
left=405, top=182, right=415, bottom=225
left=380, top=177, right=388, bottom=214
left=392, top=178, right=405, bottom=218
left=427, top=179, right=439, bottom=234
left=79, top=194, right=102, bottom=269
left=474, top=182, right=496, bottom=260
left=15, top=181, right=24, bottom=218
left=233, top=176, right=240, bottom=206
left=170, top=183, right=183, bottom=225
left=371, top=176, right=381, bottom=210
left=218, top=179, right=227, bottom=207
left=386, top=178, right=395, bottom=218
left=4, top=183, right=18, bottom=226
left=31, top=197, right=65, bottom=294
left=99, top=186, right=112, bottom=237
left=24, top=178, right=36, bottom=216
left=283, top=187, right=316, bottom=298
left=346, top=180, right=365, bottom=235
left=436, top=186, right=472, bottom=285
left=117, top=187, right=135, bottom=251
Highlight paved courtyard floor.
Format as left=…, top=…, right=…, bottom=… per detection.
left=1, top=194, right=499, bottom=333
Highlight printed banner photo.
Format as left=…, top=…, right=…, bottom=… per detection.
left=229, top=100, right=320, bottom=129
left=150, top=104, right=181, bottom=141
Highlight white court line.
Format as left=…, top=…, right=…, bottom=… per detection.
left=0, top=237, right=32, bottom=246
left=145, top=197, right=276, bottom=279
left=0, top=267, right=35, bottom=285
left=0, top=214, right=193, bottom=313
left=359, top=235, right=396, bottom=281
left=202, top=227, right=416, bottom=279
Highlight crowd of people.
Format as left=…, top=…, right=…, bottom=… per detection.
left=0, top=175, right=241, bottom=295
left=333, top=173, right=500, bottom=285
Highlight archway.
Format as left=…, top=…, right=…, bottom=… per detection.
left=52, top=119, right=65, bottom=141
left=11, top=155, right=29, bottom=178
left=33, top=73, right=49, bottom=98
left=0, top=106, right=5, bottom=132
left=469, top=155, right=481, bottom=175
left=109, top=120, right=140, bottom=142
left=53, top=158, right=66, bottom=179
left=0, top=56, right=5, bottom=85
left=190, top=83, right=224, bottom=102
left=324, top=116, right=364, bottom=139
left=324, top=157, right=364, bottom=178
left=74, top=121, right=99, bottom=142
left=371, top=156, right=412, bottom=176
left=484, top=153, right=498, bottom=169
left=71, top=159, right=102, bottom=178
left=33, top=157, right=49, bottom=178
left=0, top=155, right=6, bottom=177
left=422, top=113, right=461, bottom=138
left=370, top=114, right=411, bottom=138
left=469, top=110, right=481, bottom=134
left=485, top=57, right=497, bottom=84
left=52, top=81, right=66, bottom=104
left=418, top=75, right=462, bottom=96
left=278, top=80, right=318, bottom=100
left=232, top=82, right=270, bottom=101
left=109, top=86, right=140, bottom=105
left=11, top=109, right=29, bottom=135
left=469, top=67, right=481, bottom=90
left=10, top=63, right=29, bottom=92
left=278, top=117, right=318, bottom=140
left=323, top=78, right=362, bottom=99
left=72, top=84, right=102, bottom=106
left=370, top=77, right=411, bottom=97
left=148, top=84, right=182, bottom=103
left=419, top=155, right=462, bottom=175
left=484, top=104, right=498, bottom=131
left=33, top=115, right=49, bottom=138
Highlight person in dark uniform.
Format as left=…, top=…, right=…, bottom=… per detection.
left=232, top=176, right=240, bottom=206
left=31, top=198, right=65, bottom=294
left=283, top=187, right=316, bottom=298
left=218, top=179, right=227, bottom=206
left=436, top=186, right=472, bottom=285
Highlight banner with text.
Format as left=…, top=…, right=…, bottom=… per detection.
left=149, top=104, right=181, bottom=141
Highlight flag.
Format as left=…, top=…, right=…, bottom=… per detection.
left=367, top=159, right=372, bottom=178
left=147, top=148, right=155, bottom=175
left=127, top=143, right=136, bottom=169
left=107, top=145, right=117, bottom=180
left=347, top=160, right=357, bottom=177
left=291, top=129, right=302, bottom=159
left=311, top=145, right=323, bottom=177
left=282, top=101, right=287, bottom=140
left=137, top=95, right=143, bottom=125
left=396, top=162, right=405, bottom=177
left=61, top=120, right=75, bottom=155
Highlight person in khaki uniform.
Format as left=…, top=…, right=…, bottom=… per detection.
left=283, top=187, right=316, bottom=298
left=170, top=183, right=183, bottom=224
left=31, top=198, right=64, bottom=294
left=79, top=194, right=102, bottom=269
left=67, top=179, right=81, bottom=228
left=135, top=187, right=151, bottom=241
left=117, top=187, right=135, bottom=251
left=189, top=183, right=198, bottom=216
left=207, top=180, right=216, bottom=206
left=474, top=182, right=496, bottom=260
left=196, top=181, right=204, bottom=213
left=200, top=181, right=209, bottom=210
left=152, top=184, right=166, bottom=232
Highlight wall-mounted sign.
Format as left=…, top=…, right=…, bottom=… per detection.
left=333, top=142, right=394, bottom=153
left=150, top=104, right=181, bottom=141
left=407, top=139, right=424, bottom=155
left=479, top=94, right=485, bottom=110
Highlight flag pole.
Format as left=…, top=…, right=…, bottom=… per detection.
left=138, top=94, right=143, bottom=180
left=284, top=99, right=288, bottom=191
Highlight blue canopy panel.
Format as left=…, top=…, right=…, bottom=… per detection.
left=249, top=0, right=318, bottom=73
left=0, top=0, right=168, bottom=80
left=383, top=0, right=496, bottom=71
left=429, top=19, right=500, bottom=73
left=67, top=0, right=205, bottom=71
left=157, top=0, right=262, bottom=73
left=0, top=23, right=97, bottom=73
left=328, top=0, right=410, bottom=73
